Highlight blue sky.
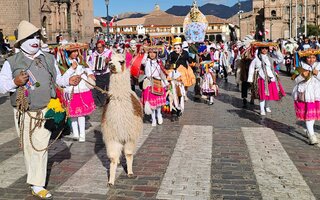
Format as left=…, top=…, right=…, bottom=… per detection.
left=93, top=0, right=239, bottom=17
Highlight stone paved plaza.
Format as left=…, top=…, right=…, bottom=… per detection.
left=0, top=73, right=320, bottom=200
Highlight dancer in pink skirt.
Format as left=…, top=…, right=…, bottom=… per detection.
left=62, top=43, right=96, bottom=142
left=292, top=49, right=320, bottom=144
left=248, top=43, right=286, bottom=115
left=142, top=46, right=168, bottom=126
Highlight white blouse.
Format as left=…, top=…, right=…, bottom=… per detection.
left=144, top=58, right=167, bottom=87
left=64, top=59, right=94, bottom=94
left=292, top=61, right=320, bottom=102
left=247, top=51, right=283, bottom=82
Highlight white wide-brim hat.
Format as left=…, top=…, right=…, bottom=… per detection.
left=14, top=20, right=41, bottom=47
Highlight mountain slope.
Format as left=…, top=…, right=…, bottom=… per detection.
left=166, top=0, right=252, bottom=19
left=112, top=0, right=252, bottom=20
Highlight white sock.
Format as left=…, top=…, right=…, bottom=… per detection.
left=259, top=100, right=265, bottom=112
left=71, top=117, right=79, bottom=137
left=210, top=96, right=214, bottom=103
left=32, top=186, right=51, bottom=197
left=151, top=110, right=156, bottom=123
left=78, top=116, right=86, bottom=138
left=156, top=107, right=162, bottom=118
left=306, top=120, right=315, bottom=136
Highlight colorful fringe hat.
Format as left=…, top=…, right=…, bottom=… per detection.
left=56, top=42, right=89, bottom=74
left=61, top=42, right=89, bottom=51
left=251, top=42, right=278, bottom=48
left=147, top=45, right=164, bottom=53
left=298, top=49, right=320, bottom=57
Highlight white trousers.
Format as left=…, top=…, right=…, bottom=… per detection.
left=14, top=108, right=50, bottom=187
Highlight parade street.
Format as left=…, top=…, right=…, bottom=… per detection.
left=0, top=73, right=319, bottom=200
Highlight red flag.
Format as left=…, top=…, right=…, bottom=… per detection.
left=265, top=28, right=270, bottom=35
left=109, top=17, right=115, bottom=27
left=100, top=18, right=107, bottom=27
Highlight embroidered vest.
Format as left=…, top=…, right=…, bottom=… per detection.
left=7, top=52, right=56, bottom=110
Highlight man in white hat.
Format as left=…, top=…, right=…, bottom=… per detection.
left=0, top=20, right=80, bottom=199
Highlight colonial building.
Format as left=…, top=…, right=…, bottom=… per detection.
left=0, top=0, right=94, bottom=43
left=231, top=0, right=320, bottom=40
left=105, top=5, right=231, bottom=42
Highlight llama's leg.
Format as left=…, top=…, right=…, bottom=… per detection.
left=124, top=141, right=135, bottom=177
left=107, top=141, right=122, bottom=186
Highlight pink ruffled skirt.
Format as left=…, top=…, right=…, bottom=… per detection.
left=258, top=78, right=286, bottom=101
left=68, top=91, right=96, bottom=117
left=142, top=86, right=166, bottom=109
left=294, top=101, right=320, bottom=121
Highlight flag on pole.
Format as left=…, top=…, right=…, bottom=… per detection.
left=100, top=18, right=107, bottom=27
left=109, top=17, right=115, bottom=27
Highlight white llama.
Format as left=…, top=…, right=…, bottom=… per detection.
left=101, top=52, right=143, bottom=186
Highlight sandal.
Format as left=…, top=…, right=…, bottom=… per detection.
left=31, top=188, right=52, bottom=199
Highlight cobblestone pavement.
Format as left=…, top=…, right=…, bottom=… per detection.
left=0, top=72, right=320, bottom=200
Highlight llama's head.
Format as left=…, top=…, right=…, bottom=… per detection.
left=109, top=52, right=126, bottom=74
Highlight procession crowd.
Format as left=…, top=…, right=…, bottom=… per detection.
left=0, top=18, right=320, bottom=199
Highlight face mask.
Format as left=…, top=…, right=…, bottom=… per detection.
left=20, top=37, right=40, bottom=55
left=174, top=45, right=181, bottom=53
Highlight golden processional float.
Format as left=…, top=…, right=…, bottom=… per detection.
left=183, top=0, right=208, bottom=43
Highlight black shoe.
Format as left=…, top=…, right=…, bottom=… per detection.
left=177, top=110, right=182, bottom=117
left=242, top=98, right=247, bottom=108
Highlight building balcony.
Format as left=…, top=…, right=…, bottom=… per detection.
left=117, top=30, right=138, bottom=35
left=207, top=29, right=223, bottom=33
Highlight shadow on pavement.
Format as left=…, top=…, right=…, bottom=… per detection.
left=0, top=96, right=8, bottom=105
left=228, top=108, right=309, bottom=144
left=45, top=140, right=72, bottom=186
left=215, top=89, right=260, bottom=111
left=93, top=130, right=128, bottom=183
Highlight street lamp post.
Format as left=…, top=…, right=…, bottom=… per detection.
left=289, top=0, right=292, bottom=38
left=270, top=19, right=273, bottom=41
left=304, top=0, right=307, bottom=37
left=295, top=0, right=298, bottom=38
left=28, top=0, right=31, bottom=22
left=105, top=0, right=110, bottom=41
left=238, top=0, right=241, bottom=40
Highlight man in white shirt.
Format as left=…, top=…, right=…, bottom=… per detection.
left=0, top=21, right=79, bottom=199
left=87, top=40, right=112, bottom=106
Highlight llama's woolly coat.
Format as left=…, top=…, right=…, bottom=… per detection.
left=101, top=69, right=143, bottom=147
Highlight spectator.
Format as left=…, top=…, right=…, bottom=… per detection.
left=87, top=40, right=112, bottom=107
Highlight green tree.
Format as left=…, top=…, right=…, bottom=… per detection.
left=301, top=24, right=320, bottom=37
